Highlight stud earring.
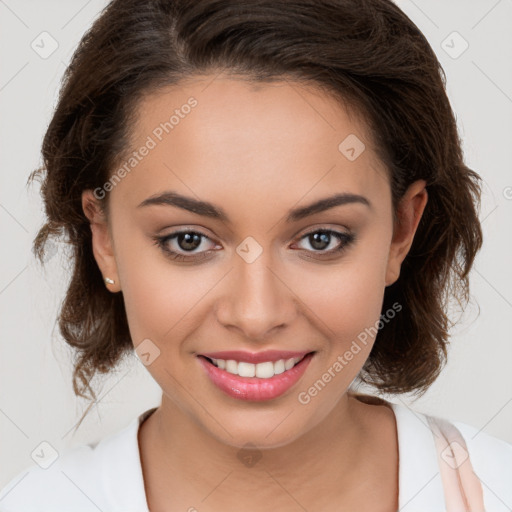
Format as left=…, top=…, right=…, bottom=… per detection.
left=104, top=277, right=115, bottom=285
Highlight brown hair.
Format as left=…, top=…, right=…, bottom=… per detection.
left=29, top=0, right=483, bottom=411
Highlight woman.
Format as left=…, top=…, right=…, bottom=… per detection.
left=1, top=0, right=510, bottom=511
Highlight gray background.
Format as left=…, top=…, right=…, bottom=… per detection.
left=1, top=0, right=511, bottom=489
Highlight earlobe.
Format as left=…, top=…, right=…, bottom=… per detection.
left=81, top=190, right=121, bottom=292
left=385, top=180, right=428, bottom=287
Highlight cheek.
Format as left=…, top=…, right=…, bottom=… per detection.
left=113, top=229, right=202, bottom=346
left=120, top=265, right=209, bottom=347
left=294, top=250, right=388, bottom=340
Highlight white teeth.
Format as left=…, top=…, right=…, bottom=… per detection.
left=208, top=356, right=305, bottom=379
left=273, top=359, right=285, bottom=375
left=238, top=361, right=256, bottom=378
left=225, top=359, right=238, bottom=374
left=284, top=358, right=296, bottom=371
left=255, top=361, right=274, bottom=378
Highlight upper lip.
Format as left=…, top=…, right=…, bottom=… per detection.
left=198, top=350, right=313, bottom=364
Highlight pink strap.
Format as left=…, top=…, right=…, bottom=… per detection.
left=427, top=416, right=486, bottom=512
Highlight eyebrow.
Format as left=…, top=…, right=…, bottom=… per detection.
left=137, top=190, right=371, bottom=223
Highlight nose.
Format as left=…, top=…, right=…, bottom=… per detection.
left=214, top=252, right=298, bottom=341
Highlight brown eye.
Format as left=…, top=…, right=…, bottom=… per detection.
left=152, top=230, right=219, bottom=262
left=175, top=232, right=203, bottom=251
left=294, top=229, right=355, bottom=256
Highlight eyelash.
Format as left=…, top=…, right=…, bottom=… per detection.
left=152, top=228, right=356, bottom=263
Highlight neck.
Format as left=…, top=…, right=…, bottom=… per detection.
left=138, top=393, right=388, bottom=511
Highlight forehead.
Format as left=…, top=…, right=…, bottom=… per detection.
left=112, top=75, right=389, bottom=215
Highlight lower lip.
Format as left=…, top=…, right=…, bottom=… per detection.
left=197, top=353, right=314, bottom=401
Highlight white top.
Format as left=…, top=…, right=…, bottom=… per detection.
left=1, top=401, right=511, bottom=512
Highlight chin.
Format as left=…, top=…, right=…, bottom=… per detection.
left=199, top=406, right=319, bottom=451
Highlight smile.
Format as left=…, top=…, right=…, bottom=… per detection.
left=206, top=355, right=305, bottom=378
left=197, top=351, right=315, bottom=401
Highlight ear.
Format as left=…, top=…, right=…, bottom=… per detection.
left=385, top=180, right=428, bottom=287
left=81, top=189, right=121, bottom=292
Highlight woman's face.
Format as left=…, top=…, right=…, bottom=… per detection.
left=83, top=75, right=426, bottom=448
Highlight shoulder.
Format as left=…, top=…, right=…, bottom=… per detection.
left=0, top=410, right=153, bottom=512
left=451, top=418, right=512, bottom=509
left=391, top=400, right=512, bottom=511
left=0, top=444, right=105, bottom=512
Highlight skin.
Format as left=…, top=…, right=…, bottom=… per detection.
left=82, top=74, right=428, bottom=511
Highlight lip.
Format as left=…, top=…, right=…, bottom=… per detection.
left=198, top=350, right=310, bottom=364
left=197, top=352, right=315, bottom=401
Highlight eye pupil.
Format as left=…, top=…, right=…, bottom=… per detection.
left=178, top=232, right=202, bottom=251
left=310, top=231, right=330, bottom=250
